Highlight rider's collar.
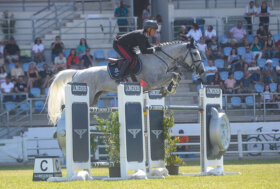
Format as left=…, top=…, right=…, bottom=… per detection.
left=144, top=31, right=149, bottom=37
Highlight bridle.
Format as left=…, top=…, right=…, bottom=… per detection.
left=183, top=43, right=203, bottom=72
left=154, top=43, right=202, bottom=73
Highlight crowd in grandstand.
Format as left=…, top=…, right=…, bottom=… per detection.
left=0, top=1, right=164, bottom=106
left=178, top=1, right=280, bottom=107
left=0, top=35, right=99, bottom=103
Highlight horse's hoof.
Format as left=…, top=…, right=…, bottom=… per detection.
left=160, top=89, right=168, bottom=97
left=170, top=90, right=176, bottom=95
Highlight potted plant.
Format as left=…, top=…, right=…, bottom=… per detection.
left=94, top=111, right=120, bottom=177
left=90, top=133, right=101, bottom=162
left=163, top=111, right=182, bottom=175
left=1, top=11, right=16, bottom=40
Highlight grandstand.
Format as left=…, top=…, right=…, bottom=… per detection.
left=0, top=0, right=280, bottom=163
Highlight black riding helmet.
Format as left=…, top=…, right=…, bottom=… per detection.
left=143, top=20, right=158, bottom=30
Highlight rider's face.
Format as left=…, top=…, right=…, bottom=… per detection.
left=149, top=28, right=157, bottom=37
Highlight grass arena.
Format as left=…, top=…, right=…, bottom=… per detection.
left=0, top=160, right=280, bottom=189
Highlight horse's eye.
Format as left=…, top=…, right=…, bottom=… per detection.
left=193, top=52, right=197, bottom=56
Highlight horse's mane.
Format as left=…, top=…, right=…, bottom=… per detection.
left=136, top=41, right=186, bottom=55
left=158, top=40, right=185, bottom=47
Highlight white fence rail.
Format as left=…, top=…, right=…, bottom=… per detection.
left=1, top=130, right=279, bottom=163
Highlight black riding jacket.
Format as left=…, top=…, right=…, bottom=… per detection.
left=116, top=29, right=154, bottom=54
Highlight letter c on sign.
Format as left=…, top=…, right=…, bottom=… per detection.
left=40, top=160, right=48, bottom=171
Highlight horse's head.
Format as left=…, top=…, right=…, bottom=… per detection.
left=183, top=39, right=205, bottom=76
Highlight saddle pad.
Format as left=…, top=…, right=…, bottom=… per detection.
left=107, top=56, right=142, bottom=80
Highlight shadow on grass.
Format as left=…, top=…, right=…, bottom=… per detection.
left=0, top=165, right=34, bottom=170
left=1, top=159, right=279, bottom=171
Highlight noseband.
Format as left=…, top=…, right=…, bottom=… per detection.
left=182, top=44, right=202, bottom=71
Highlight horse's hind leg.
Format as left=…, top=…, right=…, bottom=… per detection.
left=91, top=91, right=103, bottom=106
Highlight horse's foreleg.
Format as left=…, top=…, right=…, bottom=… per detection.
left=156, top=72, right=181, bottom=97
left=167, top=72, right=181, bottom=95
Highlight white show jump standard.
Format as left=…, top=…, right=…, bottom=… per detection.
left=65, top=83, right=91, bottom=179
left=117, top=83, right=146, bottom=179
left=146, top=86, right=238, bottom=176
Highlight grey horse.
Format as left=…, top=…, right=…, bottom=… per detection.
left=48, top=40, right=204, bottom=155
left=48, top=40, right=204, bottom=126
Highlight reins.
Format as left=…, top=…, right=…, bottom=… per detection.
left=154, top=44, right=200, bottom=73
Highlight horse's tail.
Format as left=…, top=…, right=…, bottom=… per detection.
left=47, top=69, right=78, bottom=125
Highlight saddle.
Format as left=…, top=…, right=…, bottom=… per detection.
left=107, top=56, right=142, bottom=81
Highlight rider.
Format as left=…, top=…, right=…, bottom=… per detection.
left=113, top=20, right=161, bottom=82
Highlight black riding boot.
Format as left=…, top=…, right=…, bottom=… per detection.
left=116, top=60, right=129, bottom=83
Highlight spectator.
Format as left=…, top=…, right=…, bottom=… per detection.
left=1, top=75, right=14, bottom=102
left=251, top=36, right=262, bottom=59
left=154, top=14, right=162, bottom=45
left=242, top=44, right=254, bottom=67
left=0, top=66, right=7, bottom=85
left=264, top=34, right=276, bottom=59
left=211, top=72, right=223, bottom=89
left=204, top=60, right=217, bottom=84
left=204, top=25, right=216, bottom=45
left=178, top=25, right=187, bottom=41
left=276, top=60, right=280, bottom=82
left=4, top=37, right=20, bottom=64
left=0, top=41, right=4, bottom=56
left=81, top=48, right=93, bottom=68
left=11, top=61, right=24, bottom=79
left=11, top=76, right=17, bottom=86
left=244, top=1, right=257, bottom=35
left=32, top=37, right=45, bottom=63
left=67, top=49, right=80, bottom=69
left=14, top=75, right=27, bottom=102
left=177, top=129, right=189, bottom=157
left=186, top=23, right=202, bottom=42
left=39, top=64, right=52, bottom=90
left=277, top=39, right=280, bottom=55
left=206, top=37, right=223, bottom=59
left=114, top=1, right=129, bottom=34
left=192, top=73, right=202, bottom=84
left=239, top=71, right=254, bottom=93
left=256, top=23, right=271, bottom=46
left=248, top=60, right=261, bottom=83
left=0, top=52, right=4, bottom=67
left=197, top=37, right=207, bottom=60
left=51, top=36, right=64, bottom=62
left=224, top=72, right=237, bottom=94
left=244, top=39, right=251, bottom=47
left=261, top=84, right=273, bottom=108
left=228, top=21, right=246, bottom=45
left=227, top=48, right=241, bottom=71
left=76, top=38, right=89, bottom=58
left=263, top=59, right=273, bottom=83
left=27, top=63, right=39, bottom=90
left=274, top=83, right=280, bottom=108
left=53, top=52, right=66, bottom=73
left=257, top=1, right=271, bottom=31
left=142, top=3, right=152, bottom=26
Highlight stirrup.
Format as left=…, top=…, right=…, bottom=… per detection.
left=115, top=77, right=127, bottom=84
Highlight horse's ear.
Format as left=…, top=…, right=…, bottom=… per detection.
left=190, top=38, right=195, bottom=46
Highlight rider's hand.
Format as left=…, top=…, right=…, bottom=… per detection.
left=155, top=46, right=161, bottom=51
